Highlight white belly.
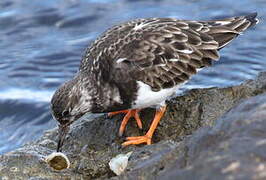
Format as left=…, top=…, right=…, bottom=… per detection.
left=132, top=81, right=182, bottom=109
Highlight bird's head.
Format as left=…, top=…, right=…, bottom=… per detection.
left=50, top=76, right=93, bottom=152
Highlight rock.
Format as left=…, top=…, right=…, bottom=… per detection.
left=115, top=91, right=266, bottom=180
left=1, top=72, right=266, bottom=179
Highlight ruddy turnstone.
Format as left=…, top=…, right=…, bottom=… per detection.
left=51, top=13, right=258, bottom=152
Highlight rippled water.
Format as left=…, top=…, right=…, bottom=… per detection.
left=0, top=0, right=265, bottom=154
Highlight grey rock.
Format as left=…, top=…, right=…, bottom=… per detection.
left=117, top=92, right=266, bottom=180
left=1, top=72, right=266, bottom=179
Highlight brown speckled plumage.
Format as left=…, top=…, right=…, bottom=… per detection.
left=80, top=13, right=258, bottom=91
left=51, top=13, right=258, bottom=151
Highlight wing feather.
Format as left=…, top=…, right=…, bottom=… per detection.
left=82, top=13, right=258, bottom=91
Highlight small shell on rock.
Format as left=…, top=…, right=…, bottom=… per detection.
left=109, top=151, right=133, bottom=175
left=45, top=152, right=70, bottom=171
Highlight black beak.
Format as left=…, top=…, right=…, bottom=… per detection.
left=57, top=124, right=70, bottom=152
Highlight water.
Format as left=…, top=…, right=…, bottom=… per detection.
left=0, top=0, right=265, bottom=154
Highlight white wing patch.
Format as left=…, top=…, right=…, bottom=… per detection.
left=133, top=21, right=154, bottom=31
left=176, top=49, right=193, bottom=54
left=116, top=58, right=127, bottom=63
left=214, top=20, right=233, bottom=26
left=169, top=58, right=179, bottom=62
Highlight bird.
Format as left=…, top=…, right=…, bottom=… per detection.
left=51, top=12, right=258, bottom=152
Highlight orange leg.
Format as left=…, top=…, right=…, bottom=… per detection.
left=108, top=109, right=142, bottom=136
left=122, top=106, right=166, bottom=146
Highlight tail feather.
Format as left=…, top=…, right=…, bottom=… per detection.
left=207, top=12, right=259, bottom=49
left=244, top=12, right=259, bottom=26
left=231, top=12, right=258, bottom=32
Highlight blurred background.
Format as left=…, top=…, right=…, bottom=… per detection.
left=0, top=0, right=264, bottom=154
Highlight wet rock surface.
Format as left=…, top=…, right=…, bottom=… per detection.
left=1, top=72, right=266, bottom=179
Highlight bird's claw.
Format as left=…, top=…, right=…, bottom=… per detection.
left=122, top=135, right=152, bottom=146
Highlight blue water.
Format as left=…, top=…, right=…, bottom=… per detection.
left=0, top=0, right=265, bottom=154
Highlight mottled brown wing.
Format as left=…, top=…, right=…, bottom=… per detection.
left=113, top=13, right=258, bottom=91
left=114, top=19, right=219, bottom=91
left=82, top=13, right=258, bottom=91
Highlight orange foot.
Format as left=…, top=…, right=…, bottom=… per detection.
left=122, top=135, right=152, bottom=146
left=122, top=106, right=167, bottom=146
left=108, top=109, right=142, bottom=136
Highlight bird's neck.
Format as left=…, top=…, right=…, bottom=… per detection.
left=73, top=71, right=131, bottom=113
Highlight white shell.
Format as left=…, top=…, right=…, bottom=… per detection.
left=45, top=152, right=70, bottom=170
left=109, top=152, right=133, bottom=175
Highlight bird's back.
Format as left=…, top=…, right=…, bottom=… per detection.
left=80, top=13, right=258, bottom=92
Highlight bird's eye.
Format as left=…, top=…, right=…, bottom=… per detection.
left=62, top=110, right=70, bottom=117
